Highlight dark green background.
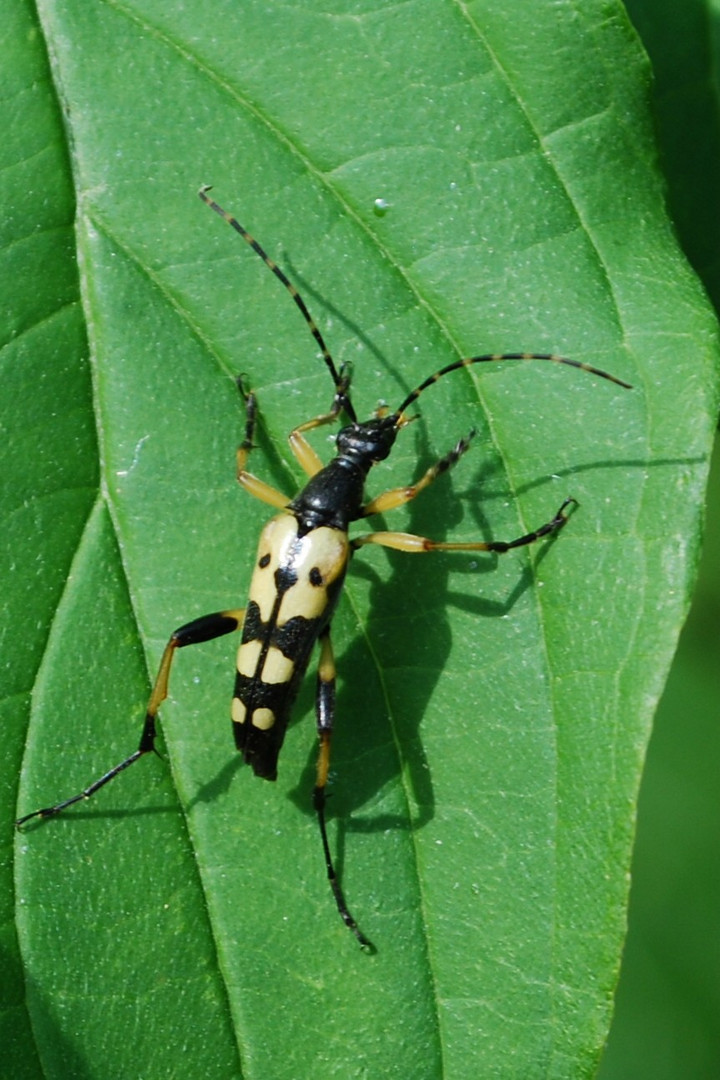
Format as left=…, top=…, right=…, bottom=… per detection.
left=600, top=1, right=720, bottom=1074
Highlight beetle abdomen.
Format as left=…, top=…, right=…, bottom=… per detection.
left=232, top=514, right=349, bottom=779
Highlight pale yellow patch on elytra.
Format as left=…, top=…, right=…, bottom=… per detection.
left=231, top=696, right=275, bottom=731
left=237, top=641, right=294, bottom=684
left=236, top=639, right=262, bottom=678
left=252, top=707, right=275, bottom=730
left=247, top=514, right=349, bottom=627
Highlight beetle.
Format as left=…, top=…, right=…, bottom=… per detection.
left=16, top=187, right=631, bottom=948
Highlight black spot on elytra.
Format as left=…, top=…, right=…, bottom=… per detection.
left=258, top=552, right=271, bottom=569
left=241, top=601, right=263, bottom=644
left=309, top=566, right=323, bottom=586
left=274, top=564, right=298, bottom=593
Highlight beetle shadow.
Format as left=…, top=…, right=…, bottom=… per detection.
left=282, top=256, right=414, bottom=405
left=285, top=417, right=573, bottom=858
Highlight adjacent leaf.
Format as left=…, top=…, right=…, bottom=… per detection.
left=624, top=0, right=720, bottom=307
left=598, top=2, right=720, bottom=1071
left=5, top=2, right=719, bottom=1078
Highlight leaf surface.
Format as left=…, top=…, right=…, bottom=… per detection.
left=4, top=2, right=719, bottom=1078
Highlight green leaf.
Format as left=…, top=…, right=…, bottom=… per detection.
left=4, top=2, right=718, bottom=1079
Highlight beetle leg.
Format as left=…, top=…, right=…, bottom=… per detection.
left=313, top=628, right=372, bottom=949
left=363, top=429, right=477, bottom=516
left=16, top=610, right=245, bottom=827
left=289, top=363, right=354, bottom=477
left=352, top=498, right=577, bottom=554
left=236, top=382, right=293, bottom=508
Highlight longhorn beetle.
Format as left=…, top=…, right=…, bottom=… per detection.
left=16, top=187, right=631, bottom=948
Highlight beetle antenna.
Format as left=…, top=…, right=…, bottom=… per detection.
left=199, top=186, right=357, bottom=423
left=391, top=352, right=631, bottom=421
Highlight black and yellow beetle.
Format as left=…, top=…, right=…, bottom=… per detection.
left=16, top=188, right=631, bottom=948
